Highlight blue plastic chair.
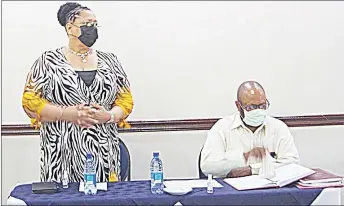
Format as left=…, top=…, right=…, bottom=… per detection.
left=119, top=139, right=131, bottom=181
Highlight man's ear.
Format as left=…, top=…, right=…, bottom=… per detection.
left=235, top=101, right=241, bottom=112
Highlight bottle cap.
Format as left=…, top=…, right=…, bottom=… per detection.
left=208, top=174, right=212, bottom=180
left=86, top=153, right=93, bottom=159
left=153, top=152, right=159, bottom=157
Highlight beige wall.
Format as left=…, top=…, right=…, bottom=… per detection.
left=2, top=1, right=344, bottom=204
left=2, top=1, right=344, bottom=124
left=2, top=126, right=344, bottom=203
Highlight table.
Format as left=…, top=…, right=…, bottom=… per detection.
left=7, top=179, right=342, bottom=205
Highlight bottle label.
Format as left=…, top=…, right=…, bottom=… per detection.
left=62, top=179, right=68, bottom=187
left=152, top=172, right=163, bottom=184
left=85, top=174, right=96, bottom=185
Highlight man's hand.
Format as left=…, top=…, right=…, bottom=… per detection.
left=226, top=166, right=252, bottom=178
left=244, top=147, right=267, bottom=161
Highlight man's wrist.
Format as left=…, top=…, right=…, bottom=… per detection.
left=226, top=166, right=252, bottom=178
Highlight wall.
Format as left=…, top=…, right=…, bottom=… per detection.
left=2, top=1, right=344, bottom=124
left=2, top=126, right=344, bottom=204
left=2, top=1, right=344, bottom=204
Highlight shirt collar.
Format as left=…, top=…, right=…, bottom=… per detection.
left=230, top=112, right=245, bottom=130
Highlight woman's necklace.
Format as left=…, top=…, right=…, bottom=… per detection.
left=68, top=46, right=91, bottom=63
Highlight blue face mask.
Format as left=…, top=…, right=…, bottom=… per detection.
left=242, top=109, right=267, bottom=127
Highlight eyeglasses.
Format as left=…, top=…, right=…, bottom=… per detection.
left=72, top=22, right=100, bottom=28
left=239, top=99, right=270, bottom=112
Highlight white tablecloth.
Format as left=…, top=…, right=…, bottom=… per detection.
left=7, top=182, right=342, bottom=205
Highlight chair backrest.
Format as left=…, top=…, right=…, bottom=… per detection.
left=119, top=138, right=131, bottom=181
left=198, top=146, right=207, bottom=179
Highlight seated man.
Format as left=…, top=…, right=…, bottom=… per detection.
left=200, top=81, right=300, bottom=178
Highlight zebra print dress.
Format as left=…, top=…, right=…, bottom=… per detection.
left=23, top=47, right=131, bottom=183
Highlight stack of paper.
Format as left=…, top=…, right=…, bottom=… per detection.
left=296, top=168, right=344, bottom=189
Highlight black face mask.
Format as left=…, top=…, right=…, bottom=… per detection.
left=78, top=25, right=98, bottom=47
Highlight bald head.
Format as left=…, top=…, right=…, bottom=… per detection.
left=237, top=81, right=266, bottom=105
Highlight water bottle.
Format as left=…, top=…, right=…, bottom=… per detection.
left=84, top=153, right=97, bottom=195
left=150, top=152, right=164, bottom=194
left=207, top=174, right=214, bottom=194
left=62, top=170, right=69, bottom=189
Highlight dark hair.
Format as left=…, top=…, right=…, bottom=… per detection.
left=57, top=2, right=90, bottom=27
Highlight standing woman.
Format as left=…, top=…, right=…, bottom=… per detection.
left=22, top=2, right=134, bottom=182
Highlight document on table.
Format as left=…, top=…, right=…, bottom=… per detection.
left=164, top=179, right=223, bottom=188
left=225, top=175, right=277, bottom=190
left=224, top=163, right=315, bottom=191
left=79, top=182, right=108, bottom=192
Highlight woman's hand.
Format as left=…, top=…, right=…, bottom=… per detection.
left=90, top=104, right=111, bottom=124
left=62, top=104, right=99, bottom=128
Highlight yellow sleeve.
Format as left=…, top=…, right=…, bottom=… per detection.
left=22, top=91, right=48, bottom=129
left=113, top=88, right=134, bottom=128
left=22, top=54, right=49, bottom=129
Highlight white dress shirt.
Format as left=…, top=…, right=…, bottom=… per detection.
left=200, top=112, right=300, bottom=178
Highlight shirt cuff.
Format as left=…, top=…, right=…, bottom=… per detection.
left=250, top=163, right=262, bottom=175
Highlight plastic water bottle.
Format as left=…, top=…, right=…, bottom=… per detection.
left=150, top=152, right=164, bottom=194
left=62, top=170, right=69, bottom=189
left=84, top=153, right=97, bottom=195
left=207, top=174, right=214, bottom=194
